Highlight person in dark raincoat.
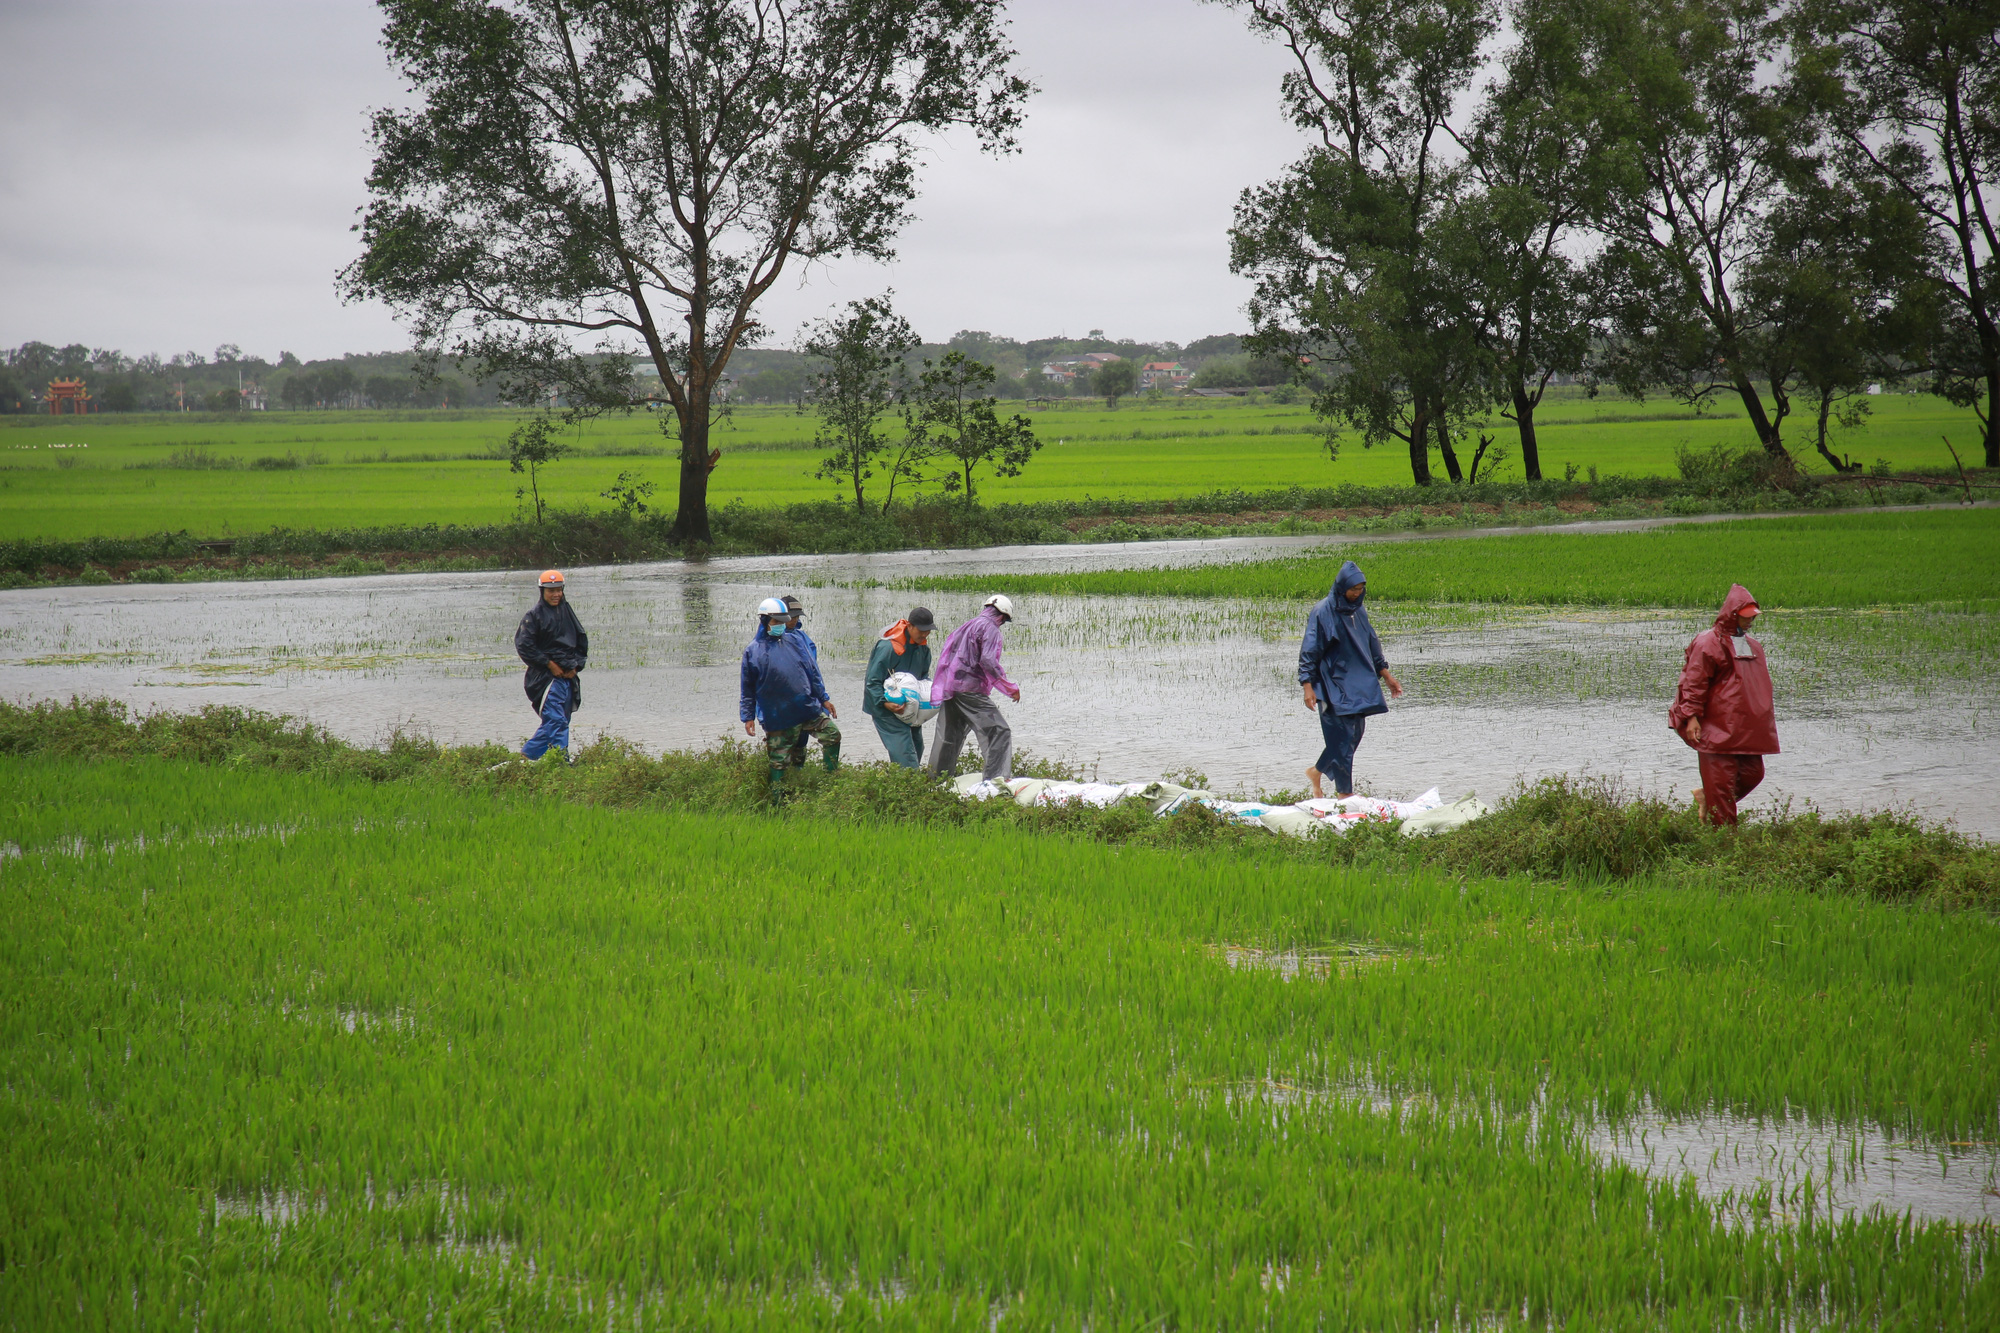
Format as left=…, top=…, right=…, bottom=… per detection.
left=862, top=606, right=936, bottom=769
left=1298, top=560, right=1403, bottom=798
left=779, top=594, right=818, bottom=660
left=515, top=569, right=588, bottom=760
left=741, top=596, right=840, bottom=800
left=1670, top=583, right=1779, bottom=826
left=765, top=594, right=822, bottom=769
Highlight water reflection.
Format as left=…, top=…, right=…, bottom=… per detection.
left=1584, top=1102, right=2000, bottom=1228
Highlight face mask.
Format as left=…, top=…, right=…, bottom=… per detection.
left=766, top=622, right=786, bottom=637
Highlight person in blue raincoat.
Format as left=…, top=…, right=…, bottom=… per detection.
left=741, top=596, right=840, bottom=801
left=1298, top=560, right=1403, bottom=798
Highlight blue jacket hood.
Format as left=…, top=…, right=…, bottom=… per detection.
left=1331, top=560, right=1366, bottom=609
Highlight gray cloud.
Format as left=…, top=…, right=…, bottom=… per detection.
left=0, top=0, right=1308, bottom=358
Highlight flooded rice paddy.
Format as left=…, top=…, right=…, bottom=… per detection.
left=4, top=535, right=1995, bottom=835
left=1224, top=945, right=2000, bottom=1227
left=1241, top=1074, right=2000, bottom=1228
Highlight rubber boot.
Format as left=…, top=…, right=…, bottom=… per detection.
left=768, top=764, right=785, bottom=804
left=821, top=740, right=841, bottom=773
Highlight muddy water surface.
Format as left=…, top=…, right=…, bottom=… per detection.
left=3, top=536, right=1994, bottom=835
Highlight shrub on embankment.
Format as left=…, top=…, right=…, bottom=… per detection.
left=5, top=698, right=1991, bottom=908
left=0, top=464, right=1984, bottom=586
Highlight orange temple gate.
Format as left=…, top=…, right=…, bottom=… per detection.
left=45, top=378, right=92, bottom=415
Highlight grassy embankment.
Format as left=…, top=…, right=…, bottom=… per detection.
left=4, top=740, right=1997, bottom=1327
left=899, top=507, right=2000, bottom=610
left=0, top=393, right=1985, bottom=582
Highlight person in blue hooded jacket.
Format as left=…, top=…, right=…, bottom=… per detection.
left=741, top=596, right=840, bottom=800
left=1298, top=560, right=1403, bottom=799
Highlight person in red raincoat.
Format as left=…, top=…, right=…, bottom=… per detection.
left=1669, top=584, right=1780, bottom=826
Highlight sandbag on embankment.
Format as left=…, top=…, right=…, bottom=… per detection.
left=951, top=775, right=1490, bottom=839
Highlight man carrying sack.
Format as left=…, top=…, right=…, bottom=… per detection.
left=863, top=606, right=936, bottom=769
left=926, top=595, right=1020, bottom=783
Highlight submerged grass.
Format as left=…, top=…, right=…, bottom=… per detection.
left=4, top=748, right=1997, bottom=1327
left=899, top=508, right=2000, bottom=608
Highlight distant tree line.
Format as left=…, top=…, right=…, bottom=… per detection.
left=0, top=343, right=501, bottom=413
left=1222, top=0, right=2000, bottom=481
left=719, top=331, right=1283, bottom=405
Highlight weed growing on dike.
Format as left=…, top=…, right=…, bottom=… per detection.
left=7, top=696, right=1994, bottom=909
left=4, top=723, right=1996, bottom=1325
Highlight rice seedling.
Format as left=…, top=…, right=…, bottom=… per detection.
left=0, top=391, right=1983, bottom=543
left=902, top=508, right=2000, bottom=609
left=3, top=754, right=1996, bottom=1326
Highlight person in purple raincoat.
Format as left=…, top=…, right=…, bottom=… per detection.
left=925, top=595, right=1020, bottom=782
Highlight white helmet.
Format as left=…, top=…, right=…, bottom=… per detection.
left=756, top=596, right=787, bottom=617
left=984, top=594, right=1014, bottom=618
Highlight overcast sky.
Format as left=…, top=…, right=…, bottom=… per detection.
left=0, top=0, right=1312, bottom=360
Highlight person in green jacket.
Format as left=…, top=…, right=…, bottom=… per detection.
left=862, top=606, right=936, bottom=768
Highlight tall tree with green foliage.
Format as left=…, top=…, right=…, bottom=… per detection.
left=804, top=295, right=918, bottom=514
left=1451, top=0, right=1620, bottom=481
left=1737, top=176, right=1939, bottom=471
left=1588, top=0, right=1811, bottom=459
left=1220, top=0, right=1499, bottom=486
left=1790, top=0, right=2000, bottom=467
left=341, top=0, right=1031, bottom=547
left=1092, top=357, right=1137, bottom=408
left=901, top=351, right=1039, bottom=508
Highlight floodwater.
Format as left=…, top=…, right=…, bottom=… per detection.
left=1583, top=1102, right=2000, bottom=1228
left=2, top=532, right=1995, bottom=835
left=1246, top=1076, right=2000, bottom=1228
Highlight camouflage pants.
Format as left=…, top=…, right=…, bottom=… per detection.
left=764, top=713, right=841, bottom=769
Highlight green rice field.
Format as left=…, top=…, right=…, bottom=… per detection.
left=904, top=509, right=2000, bottom=609
left=4, top=755, right=1996, bottom=1327
left=0, top=391, right=1981, bottom=540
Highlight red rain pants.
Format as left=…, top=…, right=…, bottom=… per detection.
left=1697, top=752, right=1764, bottom=827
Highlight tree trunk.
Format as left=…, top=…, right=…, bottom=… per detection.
left=668, top=394, right=713, bottom=545
left=1433, top=408, right=1464, bottom=483
left=1730, top=373, right=1787, bottom=459
left=1986, top=348, right=1999, bottom=469
left=1407, top=401, right=1433, bottom=485
left=1810, top=391, right=1852, bottom=473
left=1512, top=381, right=1542, bottom=481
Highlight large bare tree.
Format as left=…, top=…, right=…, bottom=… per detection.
left=341, top=0, right=1030, bottom=544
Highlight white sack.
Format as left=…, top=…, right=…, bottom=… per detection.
left=1398, top=795, right=1493, bottom=838
left=882, top=672, right=946, bottom=728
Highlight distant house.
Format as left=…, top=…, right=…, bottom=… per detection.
left=1042, top=352, right=1126, bottom=385
left=1139, top=361, right=1189, bottom=390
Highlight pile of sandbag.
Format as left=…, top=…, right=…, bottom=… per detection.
left=951, top=774, right=1490, bottom=839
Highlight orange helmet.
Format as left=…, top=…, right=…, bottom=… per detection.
left=538, top=569, right=565, bottom=586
